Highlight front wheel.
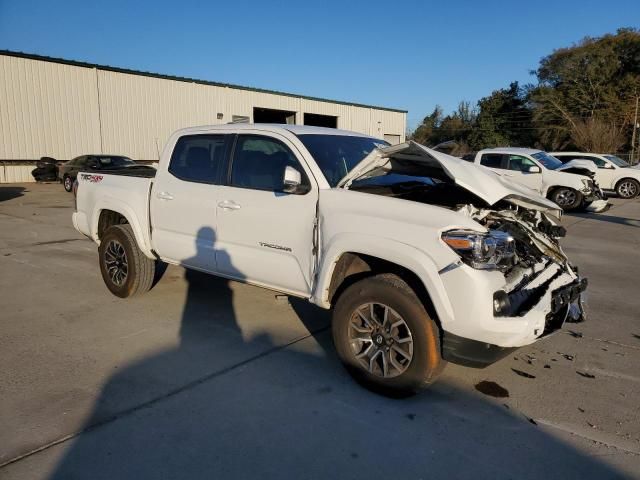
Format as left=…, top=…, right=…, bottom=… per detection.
left=332, top=274, right=446, bottom=397
left=550, top=187, right=583, bottom=211
left=98, top=224, right=155, bottom=298
left=616, top=178, right=640, bottom=199
left=63, top=175, right=73, bottom=192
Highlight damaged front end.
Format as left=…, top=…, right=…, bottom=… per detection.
left=340, top=141, right=588, bottom=366
left=455, top=205, right=587, bottom=329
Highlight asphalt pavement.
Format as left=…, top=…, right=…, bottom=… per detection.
left=1, top=183, right=639, bottom=479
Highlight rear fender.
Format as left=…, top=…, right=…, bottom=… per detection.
left=91, top=199, right=154, bottom=258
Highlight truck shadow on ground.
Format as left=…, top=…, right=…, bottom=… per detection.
left=46, top=228, right=624, bottom=479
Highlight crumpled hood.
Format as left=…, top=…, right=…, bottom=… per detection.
left=556, top=159, right=598, bottom=175
left=337, top=141, right=562, bottom=218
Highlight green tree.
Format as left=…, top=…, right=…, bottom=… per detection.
left=468, top=82, right=534, bottom=150
left=530, top=28, right=640, bottom=151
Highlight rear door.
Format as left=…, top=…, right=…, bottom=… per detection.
left=215, top=132, right=318, bottom=296
left=150, top=134, right=232, bottom=271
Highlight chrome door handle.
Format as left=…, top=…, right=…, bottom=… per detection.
left=156, top=191, right=174, bottom=200
left=217, top=200, right=241, bottom=210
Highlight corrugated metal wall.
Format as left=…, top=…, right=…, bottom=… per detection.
left=0, top=55, right=102, bottom=160
left=0, top=53, right=406, bottom=163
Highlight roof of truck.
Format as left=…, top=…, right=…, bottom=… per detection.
left=174, top=123, right=380, bottom=138
left=478, top=147, right=543, bottom=155
left=550, top=152, right=604, bottom=156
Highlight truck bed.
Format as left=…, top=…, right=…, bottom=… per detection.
left=73, top=170, right=155, bottom=252
left=82, top=165, right=157, bottom=178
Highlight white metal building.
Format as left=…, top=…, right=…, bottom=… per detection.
left=0, top=50, right=407, bottom=171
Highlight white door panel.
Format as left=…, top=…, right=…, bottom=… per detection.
left=595, top=168, right=618, bottom=189
left=151, top=178, right=218, bottom=270
left=150, top=134, right=230, bottom=271
left=216, top=186, right=316, bottom=295
left=215, top=133, right=318, bottom=296
left=502, top=171, right=543, bottom=193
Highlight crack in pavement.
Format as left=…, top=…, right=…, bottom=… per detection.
left=535, top=419, right=640, bottom=456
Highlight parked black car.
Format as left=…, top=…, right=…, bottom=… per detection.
left=31, top=157, right=59, bottom=182
left=59, top=155, right=137, bottom=192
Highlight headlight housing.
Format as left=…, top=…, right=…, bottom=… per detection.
left=442, top=230, right=515, bottom=271
left=581, top=178, right=593, bottom=191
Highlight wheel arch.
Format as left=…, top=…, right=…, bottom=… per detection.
left=327, top=252, right=442, bottom=326
left=313, top=236, right=456, bottom=329
left=615, top=176, right=640, bottom=193
left=91, top=201, right=153, bottom=258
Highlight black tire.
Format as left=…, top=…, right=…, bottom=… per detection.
left=98, top=224, right=155, bottom=298
left=63, top=175, right=73, bottom=192
left=615, top=178, right=640, bottom=199
left=332, top=273, right=446, bottom=397
left=549, top=187, right=583, bottom=211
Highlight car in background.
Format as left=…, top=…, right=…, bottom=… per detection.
left=465, top=147, right=608, bottom=212
left=550, top=152, right=640, bottom=199
left=58, top=155, right=137, bottom=192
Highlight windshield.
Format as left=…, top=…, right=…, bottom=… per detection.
left=604, top=155, right=630, bottom=167
left=532, top=152, right=564, bottom=170
left=297, top=134, right=389, bottom=187
left=98, top=156, right=135, bottom=167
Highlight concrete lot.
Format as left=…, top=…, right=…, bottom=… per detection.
left=1, top=183, right=639, bottom=479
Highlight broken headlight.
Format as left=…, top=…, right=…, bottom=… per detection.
left=442, top=230, right=515, bottom=271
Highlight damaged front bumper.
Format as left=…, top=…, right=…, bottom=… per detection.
left=583, top=184, right=610, bottom=213
left=438, top=261, right=587, bottom=368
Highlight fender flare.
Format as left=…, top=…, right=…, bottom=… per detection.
left=91, top=198, right=154, bottom=259
left=312, top=233, right=456, bottom=326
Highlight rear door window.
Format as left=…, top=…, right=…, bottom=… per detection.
left=169, top=135, right=230, bottom=184
left=480, top=154, right=506, bottom=169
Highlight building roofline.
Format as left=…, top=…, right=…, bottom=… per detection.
left=0, top=49, right=408, bottom=114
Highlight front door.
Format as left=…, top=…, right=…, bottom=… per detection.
left=215, top=133, right=318, bottom=296
left=150, top=134, right=231, bottom=271
left=503, top=155, right=544, bottom=193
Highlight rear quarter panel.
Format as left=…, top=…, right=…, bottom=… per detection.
left=74, top=172, right=154, bottom=257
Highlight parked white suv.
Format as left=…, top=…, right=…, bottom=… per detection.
left=467, top=147, right=607, bottom=211
left=72, top=124, right=587, bottom=396
left=551, top=152, right=640, bottom=199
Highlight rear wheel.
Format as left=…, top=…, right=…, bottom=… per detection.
left=332, top=274, right=445, bottom=397
left=550, top=187, right=583, bottom=211
left=615, top=178, right=640, bottom=199
left=99, top=224, right=155, bottom=298
left=63, top=175, right=73, bottom=192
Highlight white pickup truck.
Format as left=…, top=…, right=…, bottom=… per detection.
left=465, top=147, right=608, bottom=212
left=73, top=124, right=587, bottom=396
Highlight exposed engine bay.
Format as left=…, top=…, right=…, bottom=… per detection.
left=350, top=175, right=587, bottom=327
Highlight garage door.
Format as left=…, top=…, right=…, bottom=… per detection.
left=384, top=134, right=401, bottom=145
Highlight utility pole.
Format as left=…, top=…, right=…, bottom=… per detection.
left=632, top=96, right=639, bottom=164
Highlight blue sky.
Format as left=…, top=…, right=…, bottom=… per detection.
left=1, top=0, right=637, bottom=129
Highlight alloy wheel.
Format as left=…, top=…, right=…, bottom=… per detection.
left=104, top=240, right=128, bottom=286
left=348, top=303, right=414, bottom=378
left=618, top=180, right=638, bottom=198
left=555, top=189, right=577, bottom=207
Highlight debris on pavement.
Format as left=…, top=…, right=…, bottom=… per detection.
left=474, top=381, right=509, bottom=398
left=576, top=371, right=596, bottom=379
left=511, top=368, right=536, bottom=379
